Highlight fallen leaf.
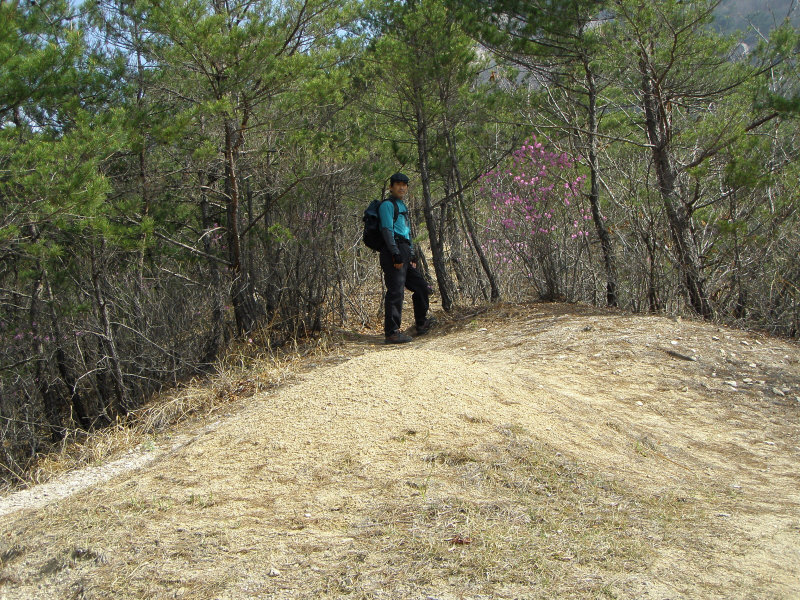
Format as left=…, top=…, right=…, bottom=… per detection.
left=446, top=534, right=472, bottom=545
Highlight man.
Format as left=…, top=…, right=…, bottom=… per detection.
left=379, top=172, right=435, bottom=344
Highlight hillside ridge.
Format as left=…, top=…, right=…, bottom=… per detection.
left=1, top=303, right=799, bottom=599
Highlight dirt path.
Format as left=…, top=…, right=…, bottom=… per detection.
left=1, top=303, right=799, bottom=599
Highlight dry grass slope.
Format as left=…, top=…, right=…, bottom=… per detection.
left=1, top=302, right=799, bottom=599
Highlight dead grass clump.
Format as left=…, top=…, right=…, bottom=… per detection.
left=27, top=423, right=141, bottom=487
left=422, top=450, right=480, bottom=466
left=342, top=432, right=691, bottom=598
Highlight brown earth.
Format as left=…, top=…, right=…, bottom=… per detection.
left=1, top=302, right=799, bottom=599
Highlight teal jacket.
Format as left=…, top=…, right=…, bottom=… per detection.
left=379, top=196, right=413, bottom=257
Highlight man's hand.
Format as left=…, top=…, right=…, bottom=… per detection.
left=393, top=254, right=403, bottom=270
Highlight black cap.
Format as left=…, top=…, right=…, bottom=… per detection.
left=390, top=172, right=409, bottom=184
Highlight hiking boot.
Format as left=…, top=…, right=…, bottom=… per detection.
left=415, top=317, right=437, bottom=336
left=385, top=332, right=413, bottom=344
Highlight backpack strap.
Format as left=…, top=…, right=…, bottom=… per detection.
left=382, top=197, right=400, bottom=224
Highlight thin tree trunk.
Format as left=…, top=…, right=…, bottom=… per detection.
left=134, top=28, right=150, bottom=331
left=90, top=239, right=129, bottom=417
left=443, top=177, right=467, bottom=300
left=639, top=57, right=712, bottom=318
left=43, top=273, right=94, bottom=429
left=29, top=272, right=63, bottom=442
left=200, top=171, right=226, bottom=364
left=413, top=94, right=454, bottom=312
left=329, top=179, right=348, bottom=325
left=224, top=119, right=262, bottom=333
left=642, top=231, right=662, bottom=313
left=445, top=130, right=500, bottom=301
left=584, top=58, right=618, bottom=307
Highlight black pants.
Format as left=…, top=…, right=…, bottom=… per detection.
left=380, top=241, right=430, bottom=336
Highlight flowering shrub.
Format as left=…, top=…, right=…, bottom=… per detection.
left=477, top=136, right=588, bottom=300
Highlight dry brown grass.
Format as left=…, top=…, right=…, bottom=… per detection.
left=333, top=428, right=691, bottom=599
left=2, top=302, right=799, bottom=599
left=17, top=328, right=338, bottom=493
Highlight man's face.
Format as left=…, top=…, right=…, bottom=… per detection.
left=390, top=181, right=408, bottom=198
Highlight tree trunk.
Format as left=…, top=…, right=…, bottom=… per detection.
left=134, top=32, right=151, bottom=337
left=584, top=59, right=618, bottom=307
left=445, top=131, right=500, bottom=302
left=43, top=273, right=94, bottom=429
left=90, top=240, right=129, bottom=417
left=29, top=273, right=63, bottom=442
left=199, top=171, right=226, bottom=364
left=443, top=178, right=467, bottom=300
left=642, top=231, right=662, bottom=313
left=224, top=119, right=262, bottom=333
left=639, top=57, right=712, bottom=318
left=330, top=179, right=348, bottom=325
left=413, top=95, right=454, bottom=312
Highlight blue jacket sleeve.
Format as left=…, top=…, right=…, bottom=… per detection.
left=379, top=201, right=400, bottom=257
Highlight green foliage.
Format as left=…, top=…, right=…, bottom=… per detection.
left=0, top=0, right=127, bottom=277
left=754, top=20, right=800, bottom=116
left=450, top=0, right=604, bottom=59
left=193, top=139, right=218, bottom=161
left=723, top=134, right=775, bottom=189
left=267, top=223, right=295, bottom=243
left=359, top=0, right=516, bottom=189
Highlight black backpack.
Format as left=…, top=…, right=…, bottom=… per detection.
left=362, top=198, right=398, bottom=251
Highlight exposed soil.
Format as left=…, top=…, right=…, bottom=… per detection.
left=1, top=302, right=799, bottom=599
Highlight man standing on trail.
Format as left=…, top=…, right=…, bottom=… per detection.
left=379, top=172, right=435, bottom=344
